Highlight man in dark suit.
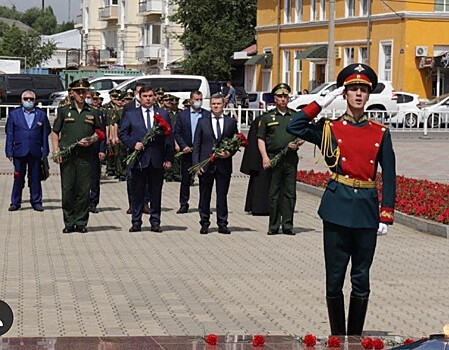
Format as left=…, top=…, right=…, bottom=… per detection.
left=192, top=93, right=238, bottom=235
left=174, top=90, right=211, bottom=213
left=5, top=90, right=50, bottom=212
left=119, top=85, right=174, bottom=233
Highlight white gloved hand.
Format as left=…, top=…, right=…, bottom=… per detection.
left=377, top=223, right=388, bottom=236
left=319, top=86, right=345, bottom=108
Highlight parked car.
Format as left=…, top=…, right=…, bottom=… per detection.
left=111, top=75, right=211, bottom=109
left=248, top=91, right=275, bottom=111
left=0, top=74, right=63, bottom=106
left=288, top=80, right=398, bottom=119
left=388, top=92, right=422, bottom=128
left=419, top=93, right=449, bottom=128
left=50, top=76, right=133, bottom=106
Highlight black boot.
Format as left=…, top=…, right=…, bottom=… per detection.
left=347, top=296, right=369, bottom=335
left=326, top=295, right=346, bottom=335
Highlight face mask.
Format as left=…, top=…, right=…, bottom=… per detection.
left=135, top=94, right=140, bottom=101
left=193, top=101, right=202, bottom=109
left=85, top=98, right=92, bottom=105
left=23, top=101, right=34, bottom=110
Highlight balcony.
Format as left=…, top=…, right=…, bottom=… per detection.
left=100, top=48, right=118, bottom=63
left=139, top=0, right=163, bottom=15
left=99, top=6, right=118, bottom=20
left=136, top=45, right=163, bottom=60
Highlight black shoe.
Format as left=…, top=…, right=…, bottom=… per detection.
left=114, top=175, right=119, bottom=179
left=76, top=225, right=88, bottom=233
left=267, top=229, right=279, bottom=235
left=151, top=225, right=162, bottom=232
left=63, top=226, right=75, bottom=234
left=283, top=229, right=296, bottom=235
left=200, top=226, right=209, bottom=234
left=8, top=204, right=21, bottom=212
left=129, top=225, right=141, bottom=232
left=176, top=205, right=188, bottom=214
left=119, top=176, right=126, bottom=181
left=143, top=204, right=151, bottom=214
left=89, top=205, right=98, bottom=213
left=218, top=226, right=231, bottom=234
left=126, top=207, right=132, bottom=214
left=33, top=204, right=44, bottom=212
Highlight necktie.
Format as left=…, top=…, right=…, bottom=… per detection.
left=215, top=116, right=221, bottom=141
left=146, top=109, right=151, bottom=129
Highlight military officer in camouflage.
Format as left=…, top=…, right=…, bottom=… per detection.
left=287, top=63, right=396, bottom=336
left=257, top=83, right=304, bottom=236
left=51, top=79, right=103, bottom=233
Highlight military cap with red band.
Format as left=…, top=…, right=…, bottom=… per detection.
left=336, top=63, right=378, bottom=91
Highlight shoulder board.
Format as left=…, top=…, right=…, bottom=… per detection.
left=369, top=119, right=388, bottom=128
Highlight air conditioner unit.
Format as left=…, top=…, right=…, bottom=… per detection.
left=415, top=46, right=428, bottom=57
left=335, top=47, right=341, bottom=59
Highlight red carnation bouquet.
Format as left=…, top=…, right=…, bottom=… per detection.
left=270, top=137, right=303, bottom=167
left=188, top=132, right=248, bottom=174
left=125, top=114, right=172, bottom=166
left=51, top=128, right=105, bottom=162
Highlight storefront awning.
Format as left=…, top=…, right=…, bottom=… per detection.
left=244, top=53, right=273, bottom=67
left=295, top=45, right=328, bottom=60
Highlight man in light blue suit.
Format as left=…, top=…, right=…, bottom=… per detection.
left=5, top=90, right=50, bottom=211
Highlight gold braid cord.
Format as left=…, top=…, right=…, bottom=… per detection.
left=316, top=120, right=340, bottom=168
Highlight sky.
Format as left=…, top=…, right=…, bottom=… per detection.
left=0, top=0, right=81, bottom=23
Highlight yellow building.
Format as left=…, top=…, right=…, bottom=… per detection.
left=252, top=0, right=449, bottom=98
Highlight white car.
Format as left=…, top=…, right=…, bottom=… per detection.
left=247, top=91, right=276, bottom=111
left=420, top=93, right=449, bottom=128
left=50, top=76, right=133, bottom=106
left=388, top=92, right=422, bottom=128
left=288, top=81, right=398, bottom=119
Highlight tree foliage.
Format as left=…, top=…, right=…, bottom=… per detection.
left=0, top=25, right=56, bottom=67
left=170, top=0, right=257, bottom=80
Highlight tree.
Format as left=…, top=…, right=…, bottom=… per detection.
left=170, top=0, right=257, bottom=80
left=21, top=7, right=58, bottom=35
left=57, top=21, right=75, bottom=33
left=0, top=25, right=56, bottom=68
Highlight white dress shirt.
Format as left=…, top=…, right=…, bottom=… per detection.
left=211, top=113, right=225, bottom=139
left=141, top=105, right=155, bottom=129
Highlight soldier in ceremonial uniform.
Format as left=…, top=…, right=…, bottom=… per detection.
left=287, top=63, right=396, bottom=336
left=51, top=79, right=103, bottom=233
left=257, top=83, right=304, bottom=235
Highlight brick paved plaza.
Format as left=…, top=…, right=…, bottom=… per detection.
left=0, top=132, right=448, bottom=341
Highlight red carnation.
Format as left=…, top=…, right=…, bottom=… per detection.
left=209, top=154, right=215, bottom=163
left=205, top=333, right=218, bottom=345
left=304, top=334, right=317, bottom=347
left=404, top=339, right=415, bottom=345
left=328, top=336, right=341, bottom=347
left=109, top=152, right=115, bottom=157
left=154, top=113, right=164, bottom=124
left=362, top=338, right=374, bottom=349
left=95, top=129, right=105, bottom=141
left=373, top=338, right=384, bottom=349
left=252, top=334, right=265, bottom=346
left=13, top=171, right=20, bottom=179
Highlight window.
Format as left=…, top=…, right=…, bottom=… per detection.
left=295, top=0, right=303, bottom=22
left=124, top=78, right=202, bottom=92
left=284, top=0, right=292, bottom=23
left=283, top=50, right=291, bottom=84
left=104, top=0, right=118, bottom=5
left=144, top=23, right=162, bottom=46
left=435, top=0, right=449, bottom=11
left=379, top=41, right=393, bottom=81
left=310, top=0, right=316, bottom=21
left=152, top=24, right=161, bottom=45
left=345, top=0, right=355, bottom=17
left=344, top=47, right=354, bottom=66
left=359, top=47, right=368, bottom=64
left=294, top=50, right=302, bottom=93
left=319, top=0, right=326, bottom=20
left=360, top=0, right=369, bottom=16
left=91, top=80, right=114, bottom=90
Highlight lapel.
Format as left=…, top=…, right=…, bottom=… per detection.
left=137, top=107, right=147, bottom=131
left=222, top=115, right=230, bottom=138
left=207, top=114, right=217, bottom=142
left=30, top=109, right=39, bottom=129
left=186, top=109, right=193, bottom=140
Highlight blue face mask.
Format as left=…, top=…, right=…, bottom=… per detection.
left=23, top=101, right=34, bottom=110
left=85, top=98, right=92, bottom=105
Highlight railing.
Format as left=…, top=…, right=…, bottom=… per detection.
left=138, top=0, right=163, bottom=13
left=0, top=104, right=59, bottom=125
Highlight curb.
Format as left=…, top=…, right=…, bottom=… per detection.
left=296, top=182, right=449, bottom=239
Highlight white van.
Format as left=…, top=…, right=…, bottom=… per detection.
left=107, top=75, right=211, bottom=109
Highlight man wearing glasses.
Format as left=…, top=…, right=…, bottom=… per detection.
left=5, top=90, right=50, bottom=212
left=51, top=79, right=103, bottom=234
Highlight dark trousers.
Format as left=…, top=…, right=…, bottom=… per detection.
left=131, top=165, right=164, bottom=227
left=90, top=152, right=101, bottom=207
left=179, top=153, right=193, bottom=206
left=127, top=166, right=150, bottom=206
left=323, top=220, right=377, bottom=298
left=198, top=170, right=231, bottom=227
left=60, top=152, right=92, bottom=227
left=268, top=159, right=297, bottom=231
left=11, top=154, right=42, bottom=206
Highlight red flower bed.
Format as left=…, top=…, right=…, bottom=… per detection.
left=297, top=170, right=449, bottom=224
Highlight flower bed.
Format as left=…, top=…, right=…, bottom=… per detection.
left=296, top=170, right=449, bottom=225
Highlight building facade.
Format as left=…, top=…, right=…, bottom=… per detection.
left=76, top=0, right=185, bottom=73
left=254, top=0, right=449, bottom=98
